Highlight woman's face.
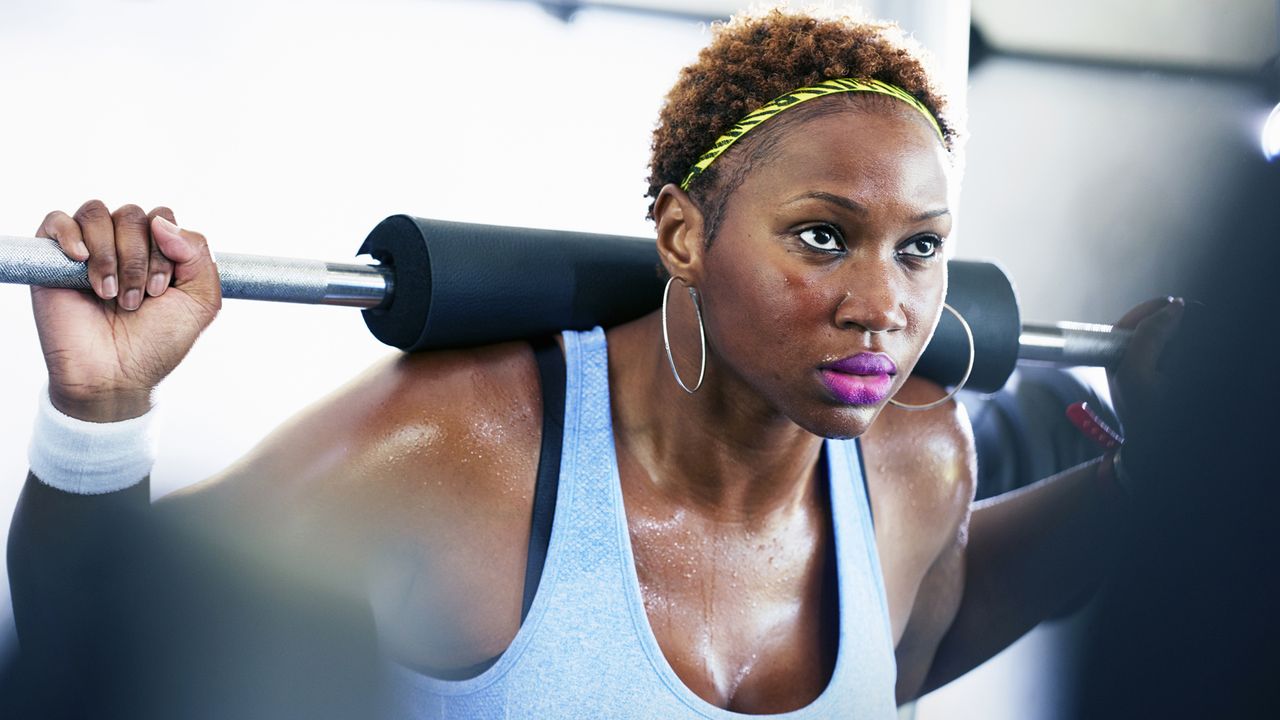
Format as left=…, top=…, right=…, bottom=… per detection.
left=695, top=106, right=953, bottom=439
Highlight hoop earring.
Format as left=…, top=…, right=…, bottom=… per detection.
left=661, top=276, right=706, bottom=394
left=888, top=302, right=975, bottom=412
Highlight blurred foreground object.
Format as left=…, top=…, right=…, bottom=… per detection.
left=1068, top=160, right=1280, bottom=719
left=1, top=478, right=387, bottom=719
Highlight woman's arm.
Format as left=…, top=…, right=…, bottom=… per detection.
left=917, top=457, right=1120, bottom=695
left=880, top=414, right=1117, bottom=703
left=903, top=298, right=1183, bottom=700
left=6, top=342, right=542, bottom=717
left=861, top=377, right=976, bottom=703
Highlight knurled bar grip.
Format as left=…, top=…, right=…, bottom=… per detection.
left=0, top=235, right=392, bottom=308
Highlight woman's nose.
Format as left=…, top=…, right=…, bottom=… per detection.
left=833, top=262, right=909, bottom=334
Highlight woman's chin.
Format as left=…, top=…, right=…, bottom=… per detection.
left=797, top=403, right=884, bottom=440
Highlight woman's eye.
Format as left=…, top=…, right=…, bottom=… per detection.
left=898, top=235, right=942, bottom=258
left=797, top=226, right=844, bottom=252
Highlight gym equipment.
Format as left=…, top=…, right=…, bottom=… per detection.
left=0, top=215, right=1130, bottom=393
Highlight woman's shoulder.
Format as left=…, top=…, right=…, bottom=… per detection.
left=341, top=339, right=548, bottom=486
left=862, top=375, right=977, bottom=548
left=282, top=338, right=546, bottom=464
left=181, top=339, right=548, bottom=532
left=378, top=339, right=547, bottom=425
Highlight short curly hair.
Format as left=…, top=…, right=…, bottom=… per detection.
left=645, top=7, right=958, bottom=244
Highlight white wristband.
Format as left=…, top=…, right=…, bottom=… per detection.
left=27, top=384, right=159, bottom=495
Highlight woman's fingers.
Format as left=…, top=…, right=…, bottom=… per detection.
left=1121, top=298, right=1185, bottom=375
left=1109, top=296, right=1187, bottom=426
left=37, top=210, right=89, bottom=262
left=1114, top=296, right=1178, bottom=330
left=112, top=204, right=152, bottom=311
left=146, top=207, right=178, bottom=297
left=73, top=199, right=119, bottom=301
left=36, top=201, right=218, bottom=313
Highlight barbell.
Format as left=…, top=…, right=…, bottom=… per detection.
left=0, top=214, right=1128, bottom=394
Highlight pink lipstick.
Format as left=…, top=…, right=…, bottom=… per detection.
left=820, top=353, right=897, bottom=405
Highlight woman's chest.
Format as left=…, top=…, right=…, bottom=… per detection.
left=627, top=510, right=840, bottom=713
left=370, top=438, right=928, bottom=708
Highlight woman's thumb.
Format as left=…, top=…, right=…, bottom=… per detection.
left=150, top=215, right=221, bottom=302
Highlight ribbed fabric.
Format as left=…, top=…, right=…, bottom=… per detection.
left=28, top=383, right=157, bottom=494
left=388, top=327, right=897, bottom=718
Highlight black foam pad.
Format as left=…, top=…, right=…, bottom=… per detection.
left=359, top=216, right=663, bottom=352
left=922, top=259, right=1021, bottom=393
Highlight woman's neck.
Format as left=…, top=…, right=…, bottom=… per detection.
left=607, top=313, right=826, bottom=526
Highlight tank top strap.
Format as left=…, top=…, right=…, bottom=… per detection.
left=825, top=437, right=896, bottom=650
left=539, top=326, right=635, bottom=610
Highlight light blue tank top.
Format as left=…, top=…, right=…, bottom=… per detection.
left=389, top=327, right=898, bottom=718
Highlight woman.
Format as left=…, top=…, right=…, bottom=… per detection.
left=15, top=7, right=1181, bottom=717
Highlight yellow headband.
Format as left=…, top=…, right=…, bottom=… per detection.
left=678, top=77, right=944, bottom=191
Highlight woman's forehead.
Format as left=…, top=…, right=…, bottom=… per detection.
left=740, top=109, right=952, bottom=210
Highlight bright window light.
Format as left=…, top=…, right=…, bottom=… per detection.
left=1264, top=103, right=1280, bottom=161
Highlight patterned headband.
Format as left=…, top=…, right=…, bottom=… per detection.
left=679, top=77, right=944, bottom=191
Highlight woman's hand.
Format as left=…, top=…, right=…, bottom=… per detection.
left=1107, top=296, right=1186, bottom=433
left=30, top=200, right=222, bottom=422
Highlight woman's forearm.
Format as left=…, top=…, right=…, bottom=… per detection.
left=8, top=472, right=152, bottom=659
left=922, top=456, right=1123, bottom=692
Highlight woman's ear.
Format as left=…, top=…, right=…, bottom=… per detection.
left=653, top=183, right=706, bottom=282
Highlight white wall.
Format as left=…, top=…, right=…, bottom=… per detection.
left=958, top=56, right=1269, bottom=326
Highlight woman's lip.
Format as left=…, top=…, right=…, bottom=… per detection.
left=823, top=352, right=898, bottom=376
left=820, top=369, right=894, bottom=405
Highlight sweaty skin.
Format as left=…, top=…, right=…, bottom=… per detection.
left=163, top=105, right=977, bottom=712
left=26, top=100, right=1181, bottom=713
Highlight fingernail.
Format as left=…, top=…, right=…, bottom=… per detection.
left=147, top=273, right=167, bottom=296
left=102, top=275, right=118, bottom=298
left=122, top=289, right=142, bottom=311
left=155, top=216, right=180, bottom=234
left=74, top=241, right=89, bottom=258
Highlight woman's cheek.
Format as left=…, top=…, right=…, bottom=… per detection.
left=904, top=287, right=945, bottom=363
left=775, top=270, right=834, bottom=324
left=754, top=272, right=814, bottom=336
left=705, top=266, right=803, bottom=373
